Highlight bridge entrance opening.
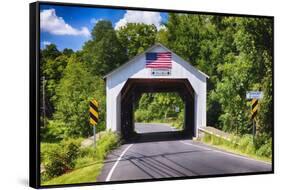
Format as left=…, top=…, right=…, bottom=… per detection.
left=120, top=79, right=195, bottom=142
left=133, top=92, right=184, bottom=133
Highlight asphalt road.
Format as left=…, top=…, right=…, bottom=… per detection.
left=97, top=123, right=272, bottom=182
left=134, top=122, right=178, bottom=133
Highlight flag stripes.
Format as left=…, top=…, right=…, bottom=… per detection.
left=146, top=52, right=172, bottom=68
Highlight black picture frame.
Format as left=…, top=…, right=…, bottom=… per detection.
left=30, top=1, right=274, bottom=188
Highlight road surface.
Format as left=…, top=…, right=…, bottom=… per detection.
left=134, top=122, right=178, bottom=133
left=97, top=123, right=272, bottom=182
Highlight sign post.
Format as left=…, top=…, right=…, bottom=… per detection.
left=89, top=99, right=99, bottom=148
left=246, top=91, right=263, bottom=141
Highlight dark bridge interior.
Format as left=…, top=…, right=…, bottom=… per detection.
left=121, top=79, right=195, bottom=142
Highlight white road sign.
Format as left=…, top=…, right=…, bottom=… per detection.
left=246, top=91, right=263, bottom=99
left=151, top=68, right=171, bottom=76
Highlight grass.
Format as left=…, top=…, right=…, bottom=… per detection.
left=42, top=162, right=103, bottom=185
left=41, top=131, right=120, bottom=186
left=200, top=133, right=272, bottom=163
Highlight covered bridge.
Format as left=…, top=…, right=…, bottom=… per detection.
left=104, top=43, right=208, bottom=140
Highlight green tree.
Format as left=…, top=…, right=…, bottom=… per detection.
left=117, top=23, right=157, bottom=58
left=159, top=14, right=272, bottom=138
left=82, top=20, right=127, bottom=76
left=41, top=44, right=61, bottom=62
left=42, top=54, right=69, bottom=117
left=165, top=14, right=225, bottom=127
left=233, top=18, right=273, bottom=136
left=156, top=27, right=169, bottom=46
left=53, top=55, right=105, bottom=138
left=210, top=17, right=273, bottom=136
left=212, top=54, right=252, bottom=134
left=40, top=44, right=63, bottom=119
left=62, top=48, right=74, bottom=56
left=166, top=14, right=207, bottom=65
left=135, top=93, right=184, bottom=122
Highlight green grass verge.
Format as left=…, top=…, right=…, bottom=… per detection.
left=41, top=131, right=120, bottom=186
left=200, top=133, right=272, bottom=163
left=42, top=162, right=103, bottom=185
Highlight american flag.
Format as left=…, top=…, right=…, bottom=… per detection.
left=145, top=52, right=172, bottom=68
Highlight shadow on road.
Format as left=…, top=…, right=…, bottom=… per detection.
left=104, top=148, right=211, bottom=178
left=124, top=131, right=192, bottom=144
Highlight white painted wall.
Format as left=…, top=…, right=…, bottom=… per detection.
left=105, top=44, right=207, bottom=137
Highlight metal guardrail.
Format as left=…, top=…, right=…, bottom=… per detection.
left=199, top=126, right=232, bottom=141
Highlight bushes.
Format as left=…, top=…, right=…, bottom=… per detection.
left=255, top=135, right=272, bottom=158
left=41, top=138, right=82, bottom=181
left=256, top=140, right=272, bottom=158
left=41, top=131, right=120, bottom=184
left=135, top=109, right=153, bottom=122
left=74, top=146, right=95, bottom=169
left=95, top=131, right=119, bottom=159
left=171, top=110, right=184, bottom=130
left=41, top=120, right=66, bottom=142
left=74, top=131, right=119, bottom=169
left=134, top=92, right=184, bottom=124
left=202, top=132, right=272, bottom=160
left=237, top=134, right=254, bottom=154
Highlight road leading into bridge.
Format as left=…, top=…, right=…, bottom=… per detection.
left=97, top=123, right=272, bottom=182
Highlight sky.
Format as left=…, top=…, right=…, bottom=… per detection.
left=40, top=4, right=168, bottom=51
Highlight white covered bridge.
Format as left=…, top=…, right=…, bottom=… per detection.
left=103, top=43, right=208, bottom=140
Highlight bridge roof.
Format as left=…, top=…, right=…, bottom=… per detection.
left=103, top=43, right=209, bottom=79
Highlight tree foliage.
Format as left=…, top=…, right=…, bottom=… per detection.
left=164, top=14, right=272, bottom=139
left=117, top=23, right=157, bottom=58
left=41, top=44, right=72, bottom=118
left=53, top=55, right=105, bottom=137
left=135, top=93, right=184, bottom=123
left=82, top=20, right=127, bottom=76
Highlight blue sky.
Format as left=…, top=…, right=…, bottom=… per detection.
left=40, top=4, right=168, bottom=51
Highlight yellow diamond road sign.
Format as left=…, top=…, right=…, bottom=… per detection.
left=90, top=99, right=99, bottom=126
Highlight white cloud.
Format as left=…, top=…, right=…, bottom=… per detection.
left=90, top=18, right=103, bottom=25
left=115, top=10, right=163, bottom=30
left=41, top=41, right=51, bottom=49
left=43, top=41, right=51, bottom=46
left=40, top=9, right=90, bottom=37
